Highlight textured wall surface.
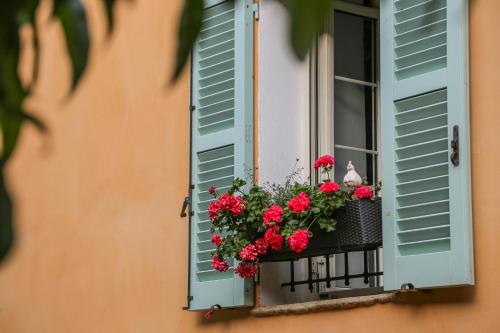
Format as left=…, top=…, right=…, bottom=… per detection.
left=0, top=0, right=499, bottom=332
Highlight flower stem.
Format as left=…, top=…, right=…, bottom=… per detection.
left=307, top=215, right=320, bottom=231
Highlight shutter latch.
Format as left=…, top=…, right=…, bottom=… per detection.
left=450, top=125, right=459, bottom=167
left=180, top=185, right=194, bottom=218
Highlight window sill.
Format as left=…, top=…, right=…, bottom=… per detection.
left=250, top=292, right=397, bottom=317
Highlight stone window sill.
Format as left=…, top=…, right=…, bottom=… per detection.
left=251, top=292, right=397, bottom=317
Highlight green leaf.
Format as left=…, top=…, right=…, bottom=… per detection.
left=0, top=110, right=24, bottom=163
left=171, top=0, right=203, bottom=82
left=0, top=165, right=14, bottom=262
left=288, top=0, right=336, bottom=60
left=103, top=0, right=116, bottom=34
left=53, top=0, right=90, bottom=91
left=23, top=111, right=47, bottom=134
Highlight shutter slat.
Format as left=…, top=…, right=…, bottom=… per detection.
left=395, top=32, right=446, bottom=57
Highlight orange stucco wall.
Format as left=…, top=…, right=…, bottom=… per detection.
left=0, top=0, right=499, bottom=332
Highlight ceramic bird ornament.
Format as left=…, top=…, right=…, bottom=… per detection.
left=343, top=161, right=363, bottom=187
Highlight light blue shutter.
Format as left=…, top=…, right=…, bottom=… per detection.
left=188, top=0, right=254, bottom=310
left=380, top=0, right=473, bottom=290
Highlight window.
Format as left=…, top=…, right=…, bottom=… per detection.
left=318, top=0, right=382, bottom=296
left=259, top=1, right=382, bottom=306
left=187, top=0, right=474, bottom=311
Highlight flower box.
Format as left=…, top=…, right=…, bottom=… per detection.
left=259, top=198, right=382, bottom=262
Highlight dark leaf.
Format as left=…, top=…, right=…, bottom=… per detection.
left=0, top=165, right=14, bottom=262
left=19, top=0, right=41, bottom=90
left=53, top=0, right=90, bottom=91
left=288, top=0, right=336, bottom=60
left=103, top=0, right=116, bottom=34
left=23, top=111, right=47, bottom=133
left=0, top=19, right=28, bottom=163
left=0, top=110, right=24, bottom=163
left=172, top=0, right=203, bottom=82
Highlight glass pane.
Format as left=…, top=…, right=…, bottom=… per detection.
left=334, top=149, right=375, bottom=185
left=333, top=80, right=375, bottom=150
left=334, top=11, right=375, bottom=82
left=342, top=0, right=378, bottom=7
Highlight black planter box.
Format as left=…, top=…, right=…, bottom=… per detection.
left=259, top=198, right=382, bottom=262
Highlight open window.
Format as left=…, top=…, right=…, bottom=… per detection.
left=186, top=0, right=474, bottom=311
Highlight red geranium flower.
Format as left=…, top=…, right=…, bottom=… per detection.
left=211, top=234, right=222, bottom=247
left=288, top=229, right=310, bottom=253
left=255, top=238, right=268, bottom=255
left=314, top=155, right=335, bottom=170
left=208, top=201, right=220, bottom=221
left=208, top=186, right=217, bottom=195
left=288, top=192, right=310, bottom=213
left=212, top=255, right=229, bottom=272
left=235, top=263, right=258, bottom=278
left=231, top=196, right=246, bottom=216
left=319, top=181, right=340, bottom=194
left=216, top=194, right=246, bottom=216
left=354, top=185, right=373, bottom=199
left=263, top=205, right=284, bottom=226
left=264, top=226, right=284, bottom=251
left=239, top=244, right=258, bottom=261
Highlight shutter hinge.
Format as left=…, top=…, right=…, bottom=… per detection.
left=182, top=295, right=194, bottom=310
left=399, top=283, right=415, bottom=293
left=190, top=105, right=196, bottom=112
left=180, top=185, right=194, bottom=218
left=252, top=2, right=260, bottom=21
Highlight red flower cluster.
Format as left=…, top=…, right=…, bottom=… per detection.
left=288, top=229, right=309, bottom=253
left=239, top=244, right=258, bottom=261
left=208, top=201, right=220, bottom=221
left=264, top=226, right=284, bottom=251
left=235, top=263, right=258, bottom=278
left=314, top=155, right=335, bottom=170
left=208, top=194, right=246, bottom=221
left=354, top=185, right=373, bottom=199
left=319, top=181, right=340, bottom=194
left=211, top=234, right=222, bottom=247
left=255, top=238, right=268, bottom=255
left=288, top=192, right=310, bottom=213
left=212, top=255, right=229, bottom=272
left=208, top=186, right=217, bottom=195
left=263, top=205, right=284, bottom=226
left=219, top=194, right=246, bottom=215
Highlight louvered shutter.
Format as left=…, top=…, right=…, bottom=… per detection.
left=188, top=0, right=254, bottom=310
left=380, top=0, right=473, bottom=290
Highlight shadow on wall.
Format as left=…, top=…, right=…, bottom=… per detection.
left=194, top=285, right=475, bottom=322
left=394, top=286, right=475, bottom=306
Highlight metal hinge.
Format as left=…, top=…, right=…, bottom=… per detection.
left=180, top=185, right=194, bottom=218
left=182, top=295, right=194, bottom=310
left=252, top=2, right=259, bottom=20
left=400, top=283, right=415, bottom=292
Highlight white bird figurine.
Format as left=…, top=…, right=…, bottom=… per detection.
left=343, top=161, right=363, bottom=187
